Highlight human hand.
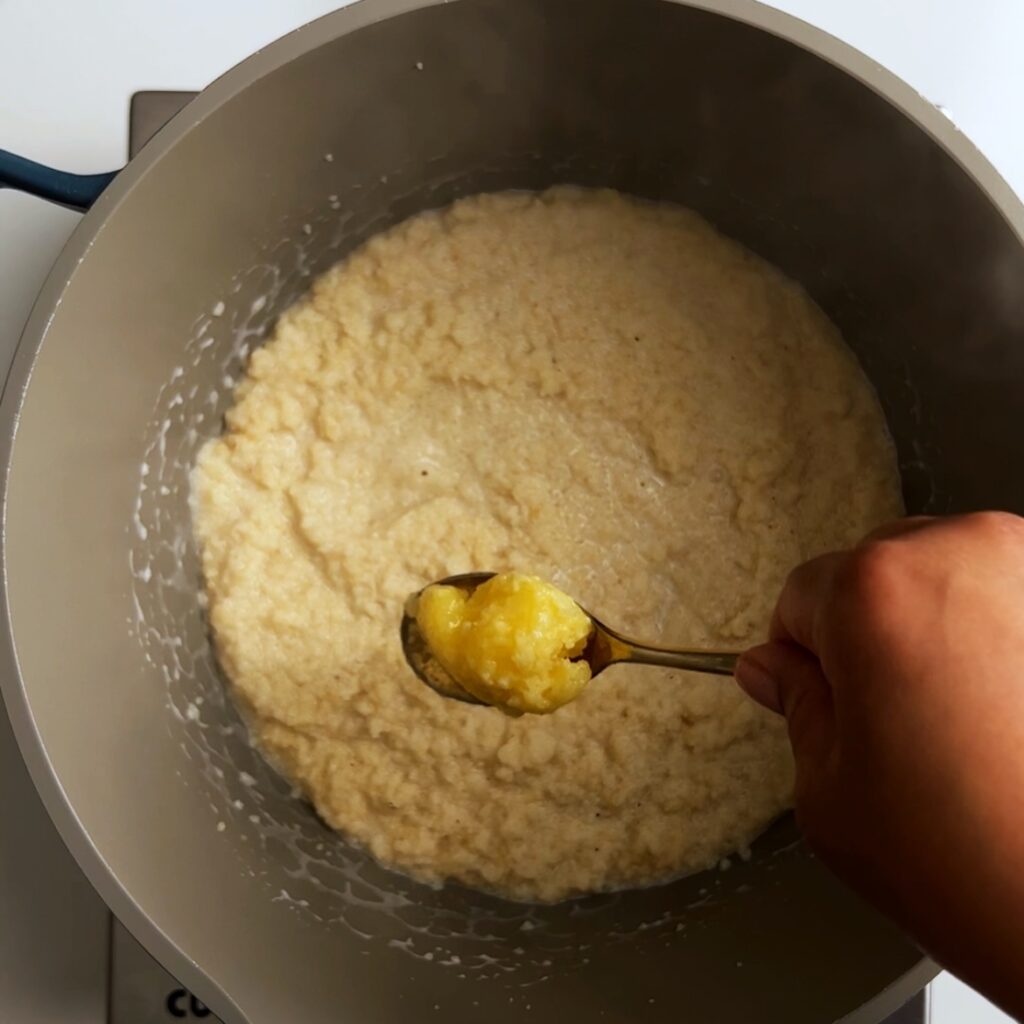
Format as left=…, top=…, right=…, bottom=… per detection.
left=736, top=512, right=1024, bottom=1021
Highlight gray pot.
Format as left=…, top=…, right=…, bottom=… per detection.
left=4, top=0, right=1022, bottom=1021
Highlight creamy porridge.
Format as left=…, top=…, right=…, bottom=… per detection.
left=193, top=188, right=901, bottom=902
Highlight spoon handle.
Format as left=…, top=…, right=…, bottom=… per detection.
left=623, top=644, right=739, bottom=676
left=595, top=624, right=739, bottom=677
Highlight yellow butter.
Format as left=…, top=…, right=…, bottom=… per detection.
left=416, top=573, right=593, bottom=714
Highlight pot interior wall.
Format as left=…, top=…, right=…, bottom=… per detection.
left=7, top=1, right=1022, bottom=1022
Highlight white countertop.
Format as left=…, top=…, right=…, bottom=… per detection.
left=0, top=2, right=1018, bottom=1022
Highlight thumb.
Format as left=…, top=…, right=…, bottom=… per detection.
left=735, top=641, right=835, bottom=766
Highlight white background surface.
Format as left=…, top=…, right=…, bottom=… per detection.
left=0, top=1, right=1020, bottom=1022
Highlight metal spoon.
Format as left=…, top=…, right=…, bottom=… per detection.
left=400, top=572, right=740, bottom=708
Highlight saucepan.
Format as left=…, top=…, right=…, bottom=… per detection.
left=3, top=0, right=1023, bottom=1021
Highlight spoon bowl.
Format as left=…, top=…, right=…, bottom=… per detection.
left=400, top=573, right=497, bottom=706
left=401, top=572, right=740, bottom=709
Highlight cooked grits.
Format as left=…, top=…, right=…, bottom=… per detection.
left=193, top=187, right=901, bottom=902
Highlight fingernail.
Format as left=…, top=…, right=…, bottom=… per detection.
left=735, top=652, right=783, bottom=714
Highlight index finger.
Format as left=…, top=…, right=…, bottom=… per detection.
left=769, top=551, right=847, bottom=655
left=861, top=515, right=935, bottom=543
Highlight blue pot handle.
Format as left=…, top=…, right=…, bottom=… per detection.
left=0, top=148, right=118, bottom=211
